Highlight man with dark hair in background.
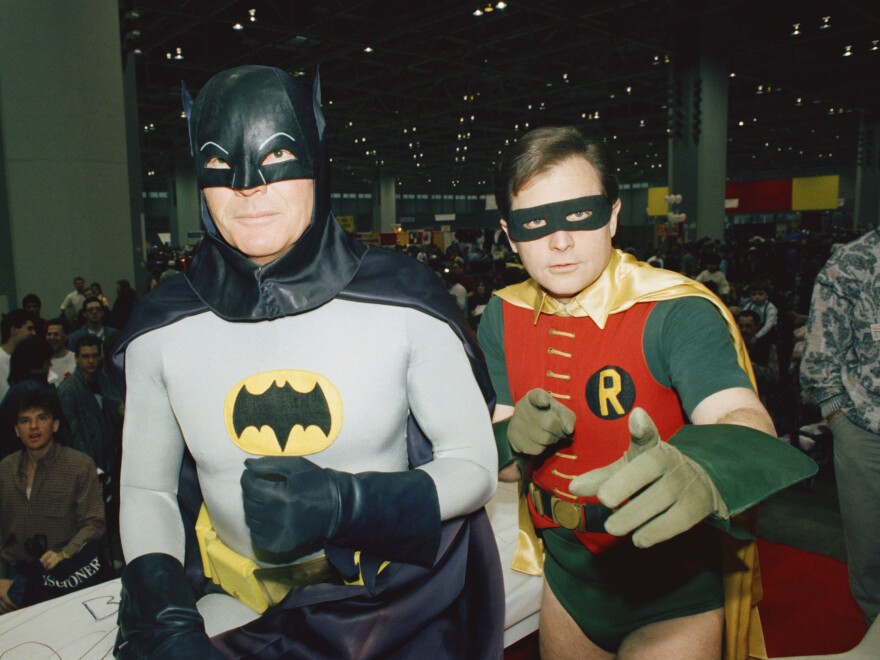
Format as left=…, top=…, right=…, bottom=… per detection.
left=0, top=385, right=105, bottom=613
left=21, top=294, right=47, bottom=337
left=67, top=296, right=118, bottom=351
left=58, top=335, right=124, bottom=480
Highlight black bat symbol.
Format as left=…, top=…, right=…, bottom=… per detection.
left=232, top=382, right=331, bottom=451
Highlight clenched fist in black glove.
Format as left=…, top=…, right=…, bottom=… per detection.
left=241, top=456, right=441, bottom=567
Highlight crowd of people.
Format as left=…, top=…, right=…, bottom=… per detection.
left=0, top=62, right=872, bottom=659
left=0, top=278, right=136, bottom=612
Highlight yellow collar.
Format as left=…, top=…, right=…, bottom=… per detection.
left=495, top=249, right=754, bottom=384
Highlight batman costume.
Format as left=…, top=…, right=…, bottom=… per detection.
left=111, top=66, right=504, bottom=659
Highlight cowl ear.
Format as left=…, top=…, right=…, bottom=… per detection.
left=181, top=80, right=194, bottom=156
left=312, top=66, right=326, bottom=142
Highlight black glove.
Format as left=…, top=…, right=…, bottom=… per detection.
left=241, top=457, right=441, bottom=568
left=114, top=553, right=223, bottom=659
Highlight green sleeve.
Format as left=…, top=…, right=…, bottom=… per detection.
left=476, top=296, right=513, bottom=407
left=644, top=297, right=753, bottom=417
left=477, top=297, right=517, bottom=471
left=669, top=423, right=818, bottom=537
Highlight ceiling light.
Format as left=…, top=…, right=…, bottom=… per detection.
left=495, top=1, right=507, bottom=8
left=364, top=46, right=373, bottom=53
left=791, top=23, right=801, bottom=36
left=872, top=40, right=879, bottom=51
left=843, top=45, right=853, bottom=57
left=484, top=4, right=494, bottom=12
left=249, top=8, right=257, bottom=22
left=820, top=16, right=830, bottom=30
left=729, top=72, right=736, bottom=77
left=473, top=8, right=483, bottom=16
left=232, top=22, right=244, bottom=30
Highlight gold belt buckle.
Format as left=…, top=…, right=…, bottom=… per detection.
left=551, top=497, right=583, bottom=530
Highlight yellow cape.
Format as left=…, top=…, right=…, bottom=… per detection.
left=496, top=249, right=766, bottom=660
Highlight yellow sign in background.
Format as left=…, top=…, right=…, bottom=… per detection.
left=647, top=186, right=670, bottom=217
left=792, top=175, right=839, bottom=211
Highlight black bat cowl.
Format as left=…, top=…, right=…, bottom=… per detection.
left=183, top=65, right=365, bottom=321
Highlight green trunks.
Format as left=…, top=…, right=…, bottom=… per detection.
left=543, top=526, right=724, bottom=652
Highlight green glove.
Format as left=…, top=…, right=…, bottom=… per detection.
left=508, top=389, right=576, bottom=455
left=569, top=407, right=727, bottom=548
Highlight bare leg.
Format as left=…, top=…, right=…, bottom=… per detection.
left=539, top=579, right=613, bottom=660
left=617, top=607, right=723, bottom=660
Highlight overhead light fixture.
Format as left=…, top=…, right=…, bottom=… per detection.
left=232, top=22, right=244, bottom=30
left=843, top=45, right=853, bottom=57
left=364, top=46, right=374, bottom=53
left=872, top=40, right=879, bottom=51
left=495, top=1, right=507, bottom=8
left=249, top=8, right=257, bottom=22
left=820, top=15, right=831, bottom=30
left=473, top=8, right=483, bottom=16
left=484, top=4, right=494, bottom=12
left=791, top=23, right=801, bottom=36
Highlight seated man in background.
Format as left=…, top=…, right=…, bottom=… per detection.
left=0, top=386, right=106, bottom=613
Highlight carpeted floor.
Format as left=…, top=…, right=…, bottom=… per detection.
left=758, top=538, right=867, bottom=657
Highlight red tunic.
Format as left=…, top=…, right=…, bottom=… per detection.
left=503, top=300, right=687, bottom=553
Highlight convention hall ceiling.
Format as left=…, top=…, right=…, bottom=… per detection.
left=122, top=0, right=880, bottom=195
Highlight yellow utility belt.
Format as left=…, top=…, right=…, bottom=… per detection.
left=195, top=504, right=388, bottom=613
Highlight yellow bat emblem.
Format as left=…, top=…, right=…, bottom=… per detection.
left=224, top=369, right=343, bottom=456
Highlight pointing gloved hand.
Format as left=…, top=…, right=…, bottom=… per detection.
left=508, top=389, right=576, bottom=455
left=569, top=407, right=728, bottom=548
